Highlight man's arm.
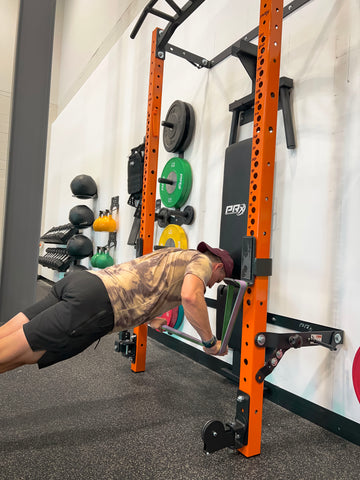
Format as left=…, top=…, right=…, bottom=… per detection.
left=181, top=274, right=226, bottom=356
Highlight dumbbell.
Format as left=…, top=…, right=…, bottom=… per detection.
left=156, top=206, right=194, bottom=228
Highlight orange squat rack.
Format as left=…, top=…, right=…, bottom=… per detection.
left=238, top=0, right=284, bottom=457
left=130, top=0, right=284, bottom=457
left=131, top=28, right=164, bottom=373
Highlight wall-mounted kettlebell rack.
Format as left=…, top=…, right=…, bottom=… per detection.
left=127, top=0, right=321, bottom=458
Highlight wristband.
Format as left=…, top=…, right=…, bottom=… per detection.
left=202, top=335, right=217, bottom=349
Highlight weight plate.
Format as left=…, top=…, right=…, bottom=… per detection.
left=168, top=307, right=179, bottom=328
left=178, top=159, right=192, bottom=207
left=159, top=225, right=188, bottom=249
left=163, top=100, right=187, bottom=153
left=159, top=157, right=192, bottom=208
left=160, top=310, right=172, bottom=324
left=352, top=347, right=360, bottom=403
left=180, top=102, right=195, bottom=152
left=160, top=307, right=178, bottom=329
left=174, top=305, right=184, bottom=330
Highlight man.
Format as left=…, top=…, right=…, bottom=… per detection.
left=0, top=242, right=233, bottom=374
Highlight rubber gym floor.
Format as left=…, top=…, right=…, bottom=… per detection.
left=0, top=280, right=358, bottom=480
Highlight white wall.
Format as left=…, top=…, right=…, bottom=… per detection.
left=56, top=0, right=148, bottom=112
left=41, top=0, right=360, bottom=425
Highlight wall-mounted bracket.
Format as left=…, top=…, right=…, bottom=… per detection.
left=231, top=40, right=258, bottom=91
left=108, top=232, right=117, bottom=249
left=131, top=0, right=312, bottom=70
left=254, top=330, right=344, bottom=382
left=229, top=77, right=295, bottom=149
left=241, top=236, right=272, bottom=285
left=111, top=195, right=119, bottom=212
left=202, top=391, right=249, bottom=454
left=164, top=43, right=209, bottom=69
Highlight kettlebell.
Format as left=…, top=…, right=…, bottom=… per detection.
left=104, top=251, right=114, bottom=267
left=103, top=210, right=117, bottom=232
left=96, top=249, right=115, bottom=269
left=95, top=248, right=107, bottom=269
left=93, top=211, right=106, bottom=231
left=90, top=247, right=101, bottom=267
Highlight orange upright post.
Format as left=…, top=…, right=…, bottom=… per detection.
left=238, top=0, right=284, bottom=456
left=131, top=28, right=164, bottom=373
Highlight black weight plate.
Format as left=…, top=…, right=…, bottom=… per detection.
left=179, top=102, right=195, bottom=152
left=162, top=100, right=187, bottom=153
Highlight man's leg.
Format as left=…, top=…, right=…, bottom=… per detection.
left=0, top=312, right=30, bottom=340
left=0, top=323, right=45, bottom=373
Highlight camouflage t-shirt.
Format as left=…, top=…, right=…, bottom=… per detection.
left=90, top=248, right=212, bottom=332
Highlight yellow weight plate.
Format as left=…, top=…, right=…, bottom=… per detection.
left=159, top=225, right=188, bottom=249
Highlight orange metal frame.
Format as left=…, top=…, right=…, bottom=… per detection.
left=131, top=28, right=164, bottom=373
left=132, top=6, right=284, bottom=457
left=238, top=0, right=284, bottom=457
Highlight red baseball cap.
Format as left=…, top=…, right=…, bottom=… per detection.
left=197, top=242, right=234, bottom=277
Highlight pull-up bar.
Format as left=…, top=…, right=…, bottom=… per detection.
left=130, top=0, right=206, bottom=54
left=131, top=0, right=313, bottom=69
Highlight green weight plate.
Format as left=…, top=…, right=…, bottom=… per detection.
left=180, top=160, right=193, bottom=206
left=176, top=158, right=192, bottom=208
left=159, top=157, right=192, bottom=208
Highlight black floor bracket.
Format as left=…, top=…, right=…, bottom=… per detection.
left=202, top=390, right=249, bottom=454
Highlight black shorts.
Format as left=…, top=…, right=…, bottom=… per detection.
left=22, top=271, right=114, bottom=369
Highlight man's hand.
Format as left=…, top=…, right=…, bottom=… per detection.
left=203, top=340, right=228, bottom=356
left=148, top=317, right=167, bottom=330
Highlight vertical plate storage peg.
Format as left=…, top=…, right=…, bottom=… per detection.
left=131, top=28, right=165, bottom=373
left=238, top=0, right=284, bottom=458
